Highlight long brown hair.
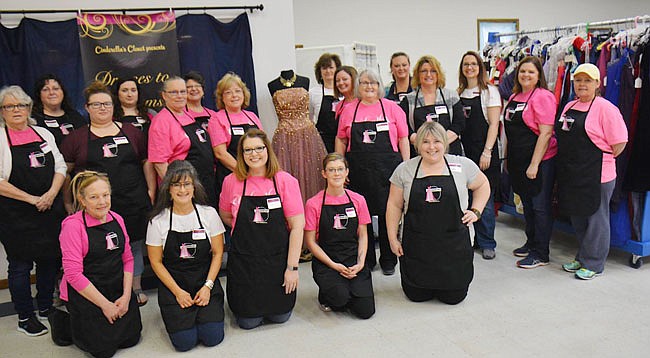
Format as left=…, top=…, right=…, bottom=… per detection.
left=233, top=129, right=280, bottom=180
left=513, top=56, right=548, bottom=94
left=457, top=51, right=489, bottom=93
left=149, top=160, right=208, bottom=220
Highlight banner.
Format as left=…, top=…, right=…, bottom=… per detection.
left=77, top=11, right=180, bottom=109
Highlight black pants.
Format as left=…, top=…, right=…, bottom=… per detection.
left=401, top=282, right=468, bottom=305
left=365, top=215, right=397, bottom=271
left=319, top=288, right=375, bottom=319
left=90, top=332, right=141, bottom=358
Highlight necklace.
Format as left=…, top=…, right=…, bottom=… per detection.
left=280, top=73, right=297, bottom=87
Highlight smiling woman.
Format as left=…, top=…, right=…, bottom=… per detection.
left=309, top=53, right=342, bottom=153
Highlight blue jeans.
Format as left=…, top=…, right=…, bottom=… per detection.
left=236, top=311, right=292, bottom=330
left=7, top=256, right=59, bottom=319
left=471, top=192, right=496, bottom=249
left=130, top=240, right=144, bottom=277
left=519, top=158, right=555, bottom=261
left=169, top=321, right=224, bottom=352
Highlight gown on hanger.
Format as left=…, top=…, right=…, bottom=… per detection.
left=271, top=87, right=327, bottom=203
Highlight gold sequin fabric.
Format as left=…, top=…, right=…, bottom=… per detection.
left=271, top=87, right=327, bottom=203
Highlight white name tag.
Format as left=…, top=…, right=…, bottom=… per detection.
left=113, top=136, right=129, bottom=145
left=435, top=105, right=448, bottom=114
left=449, top=163, right=462, bottom=173
left=39, top=142, right=52, bottom=154
left=44, top=120, right=59, bottom=128
left=136, top=116, right=147, bottom=124
left=515, top=103, right=526, bottom=111
left=267, top=197, right=282, bottom=209
left=192, top=229, right=207, bottom=240
left=331, top=101, right=339, bottom=112
left=376, top=122, right=389, bottom=132
left=231, top=127, right=245, bottom=136
left=345, top=207, right=357, bottom=218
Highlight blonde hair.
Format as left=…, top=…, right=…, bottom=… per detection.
left=233, top=129, right=280, bottom=180
left=70, top=171, right=111, bottom=212
left=214, top=72, right=251, bottom=110
left=412, top=55, right=446, bottom=89
left=415, top=121, right=448, bottom=154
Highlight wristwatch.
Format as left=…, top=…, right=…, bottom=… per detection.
left=469, top=208, right=482, bottom=220
left=287, top=265, right=299, bottom=271
left=204, top=279, right=214, bottom=290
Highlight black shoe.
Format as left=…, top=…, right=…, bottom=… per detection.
left=37, top=307, right=54, bottom=321
left=17, top=316, right=48, bottom=337
left=381, top=267, right=395, bottom=276
left=512, top=246, right=530, bottom=257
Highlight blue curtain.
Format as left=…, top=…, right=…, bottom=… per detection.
left=0, top=12, right=257, bottom=114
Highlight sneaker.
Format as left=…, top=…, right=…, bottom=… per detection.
left=513, top=246, right=530, bottom=257
left=575, top=268, right=602, bottom=280
left=516, top=255, right=549, bottom=269
left=381, top=266, right=395, bottom=276
left=17, top=316, right=48, bottom=336
left=482, top=248, right=496, bottom=260
left=562, top=260, right=581, bottom=273
left=36, top=308, right=54, bottom=321
left=319, top=303, right=332, bottom=312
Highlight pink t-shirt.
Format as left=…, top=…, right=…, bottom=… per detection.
left=207, top=109, right=263, bottom=148
left=560, top=96, right=628, bottom=182
left=304, top=189, right=371, bottom=241
left=186, top=106, right=217, bottom=122
left=148, top=108, right=195, bottom=164
left=336, top=98, right=409, bottom=152
left=7, top=127, right=42, bottom=145
left=509, top=88, right=558, bottom=160
left=59, top=210, right=134, bottom=301
left=219, top=171, right=304, bottom=232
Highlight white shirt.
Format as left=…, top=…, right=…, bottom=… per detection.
left=308, top=85, right=335, bottom=124
left=0, top=125, right=67, bottom=182
left=459, top=85, right=502, bottom=122
left=146, top=205, right=226, bottom=248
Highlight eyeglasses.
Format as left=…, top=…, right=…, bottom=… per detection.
left=462, top=63, right=479, bottom=68
left=87, top=102, right=114, bottom=109
left=359, top=81, right=379, bottom=87
left=186, top=85, right=203, bottom=90
left=170, top=181, right=194, bottom=189
left=164, top=90, right=188, bottom=96
left=326, top=167, right=346, bottom=174
left=243, top=146, right=266, bottom=155
left=419, top=70, right=437, bottom=75
left=1, top=104, right=29, bottom=111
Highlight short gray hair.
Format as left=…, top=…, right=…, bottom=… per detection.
left=354, top=69, right=385, bottom=99
left=415, top=121, right=448, bottom=154
left=0, top=85, right=36, bottom=126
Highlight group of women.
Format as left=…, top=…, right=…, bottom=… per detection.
left=0, top=46, right=628, bottom=356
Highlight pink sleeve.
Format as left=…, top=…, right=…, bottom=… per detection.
left=388, top=100, right=409, bottom=139
left=599, top=102, right=628, bottom=147
left=207, top=110, right=230, bottom=147
left=113, top=213, right=134, bottom=274
left=304, top=194, right=322, bottom=231
left=529, top=89, right=557, bottom=127
left=336, top=110, right=352, bottom=140
left=59, top=215, right=91, bottom=296
left=147, top=113, right=174, bottom=163
left=351, top=191, right=371, bottom=225
left=219, top=174, right=236, bottom=213
left=278, top=172, right=305, bottom=217
left=248, top=111, right=264, bottom=131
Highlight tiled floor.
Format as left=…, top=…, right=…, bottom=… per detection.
left=1, top=213, right=649, bottom=357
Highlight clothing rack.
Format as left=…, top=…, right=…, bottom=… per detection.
left=0, top=5, right=264, bottom=16
left=494, top=15, right=650, bottom=38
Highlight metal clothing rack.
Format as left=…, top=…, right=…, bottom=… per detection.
left=0, top=5, right=264, bottom=16
left=494, top=15, right=650, bottom=38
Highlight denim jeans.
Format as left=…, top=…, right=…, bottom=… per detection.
left=236, top=311, right=292, bottom=330
left=7, top=255, right=59, bottom=319
left=169, top=321, right=225, bottom=352
left=519, top=158, right=555, bottom=261
left=471, top=192, right=496, bottom=249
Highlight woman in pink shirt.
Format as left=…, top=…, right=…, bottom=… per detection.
left=557, top=63, right=627, bottom=280
left=503, top=56, right=557, bottom=269
left=58, top=171, right=142, bottom=357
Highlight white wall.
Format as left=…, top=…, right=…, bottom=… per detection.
left=293, top=0, right=649, bottom=88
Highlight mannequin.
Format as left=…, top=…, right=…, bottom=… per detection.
left=268, top=70, right=310, bottom=96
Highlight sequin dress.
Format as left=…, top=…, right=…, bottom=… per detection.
left=271, top=87, right=327, bottom=203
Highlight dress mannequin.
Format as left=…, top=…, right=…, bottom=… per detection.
left=268, top=70, right=310, bottom=96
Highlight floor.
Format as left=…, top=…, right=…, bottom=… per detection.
left=1, top=213, right=649, bottom=357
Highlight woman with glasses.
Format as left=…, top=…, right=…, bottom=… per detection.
left=0, top=85, right=66, bottom=337
left=335, top=69, right=410, bottom=276
left=184, top=71, right=215, bottom=131
left=400, top=55, right=465, bottom=156
left=219, top=129, right=304, bottom=330
left=147, top=160, right=226, bottom=350
left=60, top=81, right=154, bottom=306
left=385, top=52, right=413, bottom=103
left=32, top=74, right=86, bottom=146
left=304, top=153, right=375, bottom=318
left=149, top=77, right=218, bottom=207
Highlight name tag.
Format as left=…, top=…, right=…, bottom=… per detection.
left=113, top=136, right=129, bottom=145
left=434, top=105, right=448, bottom=115
left=231, top=127, right=245, bottom=136
left=376, top=122, right=389, bottom=132
left=515, top=103, right=526, bottom=111
left=449, top=163, right=462, bottom=173
left=426, top=113, right=438, bottom=122
left=44, top=120, right=59, bottom=128
left=345, top=207, right=357, bottom=218
left=39, top=142, right=52, bottom=154
left=192, top=229, right=207, bottom=240
left=136, top=116, right=147, bottom=124
left=267, top=197, right=282, bottom=210
left=331, top=101, right=339, bottom=112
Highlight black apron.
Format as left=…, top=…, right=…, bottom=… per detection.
left=315, top=85, right=338, bottom=153
left=186, top=106, right=211, bottom=132
left=158, top=204, right=225, bottom=333
left=460, top=94, right=500, bottom=189
left=385, top=81, right=412, bottom=103
left=67, top=212, right=141, bottom=354
left=226, top=177, right=295, bottom=317
left=400, top=158, right=473, bottom=290
left=412, top=88, right=462, bottom=155
left=504, top=89, right=542, bottom=197
left=311, top=190, right=373, bottom=298
left=555, top=98, right=603, bottom=216
left=0, top=126, right=64, bottom=260
left=34, top=111, right=85, bottom=146
left=346, top=99, right=403, bottom=215
left=167, top=108, right=217, bottom=208
left=85, top=123, right=151, bottom=242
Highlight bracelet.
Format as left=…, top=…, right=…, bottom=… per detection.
left=484, top=146, right=493, bottom=151
left=204, top=279, right=214, bottom=290
left=469, top=208, right=482, bottom=220
left=287, top=265, right=299, bottom=271
left=481, top=153, right=492, bottom=158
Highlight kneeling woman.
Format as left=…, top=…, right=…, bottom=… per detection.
left=59, top=171, right=142, bottom=357
left=304, top=153, right=375, bottom=319
left=147, top=160, right=226, bottom=351
left=219, top=129, right=304, bottom=329
left=386, top=122, right=489, bottom=304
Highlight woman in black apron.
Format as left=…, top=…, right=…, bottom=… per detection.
left=309, top=53, right=342, bottom=153
left=184, top=71, right=215, bottom=132
left=32, top=74, right=86, bottom=146
left=304, top=153, right=375, bottom=319
left=400, top=55, right=465, bottom=156
left=385, top=52, right=413, bottom=102
left=113, top=78, right=156, bottom=143
left=59, top=171, right=142, bottom=357
left=503, top=56, right=557, bottom=269
left=386, top=122, right=490, bottom=304
left=457, top=51, right=502, bottom=260
left=334, top=69, right=410, bottom=276
left=0, top=86, right=66, bottom=336
left=556, top=63, right=628, bottom=280
left=218, top=129, right=304, bottom=330
left=61, top=82, right=155, bottom=306
left=147, top=160, right=226, bottom=350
